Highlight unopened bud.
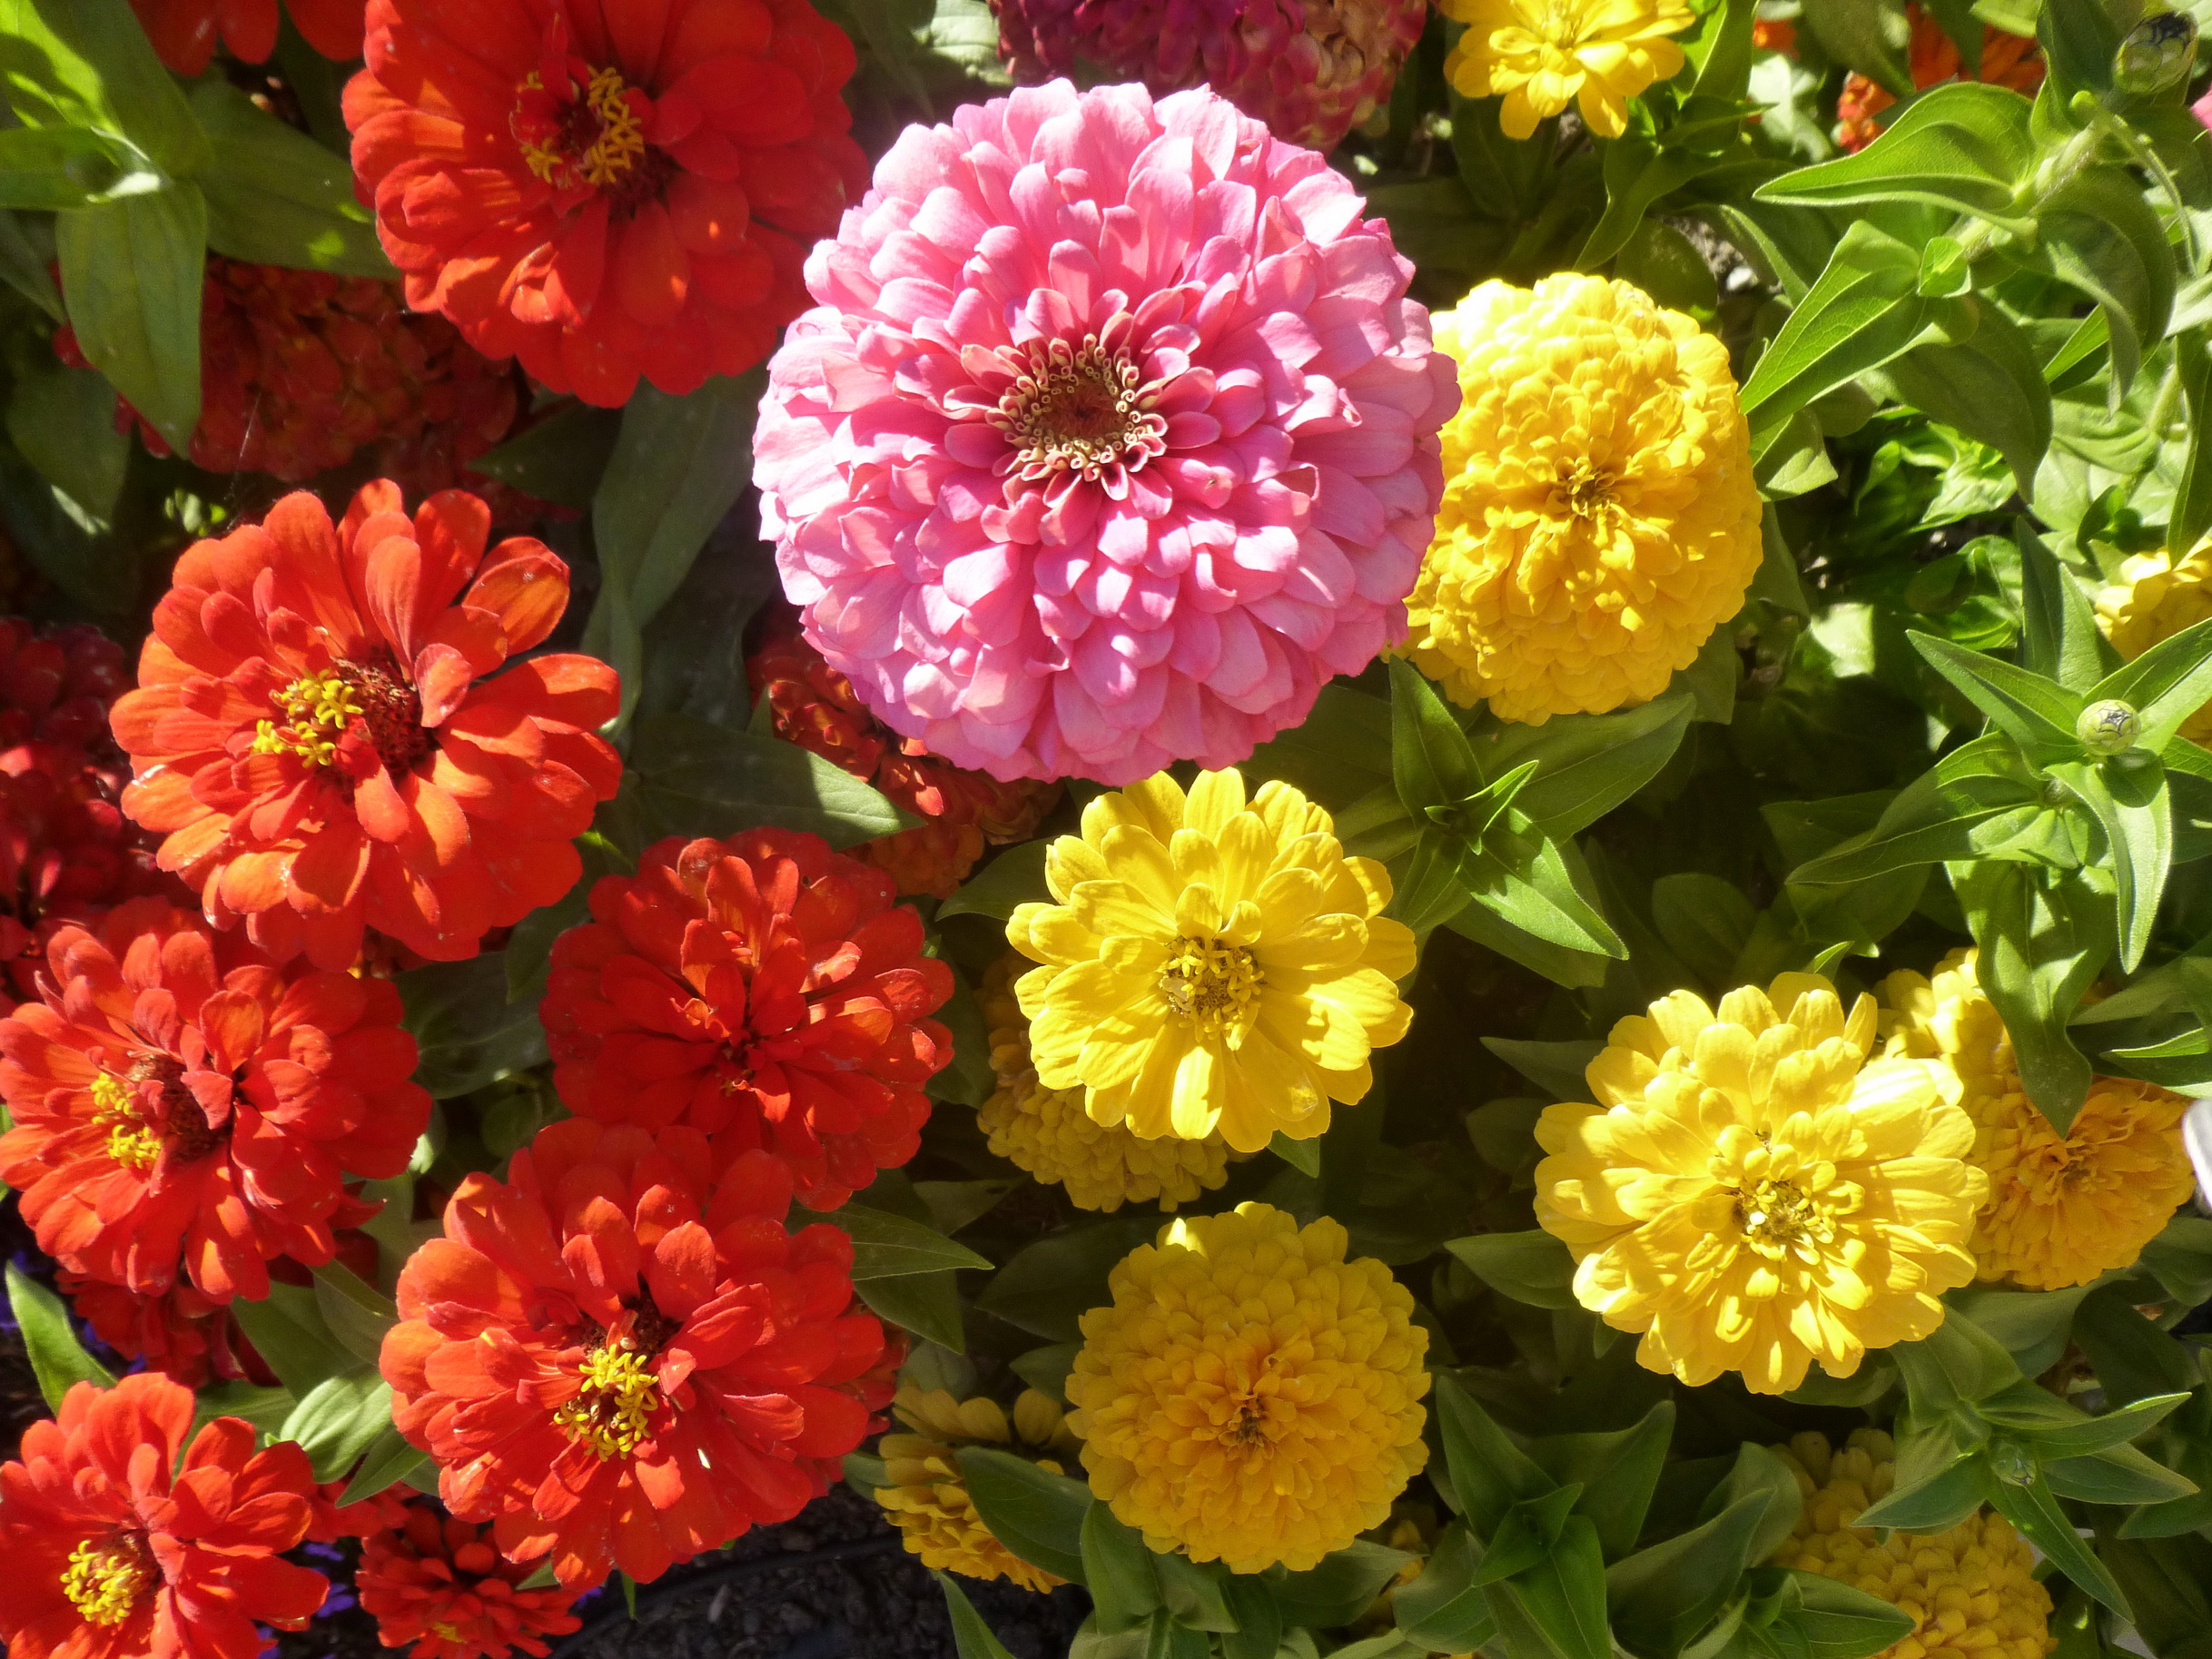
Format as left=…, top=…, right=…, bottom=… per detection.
left=2077, top=699, right=2142, bottom=755
left=1989, top=1437, right=2039, bottom=1486
left=2118, top=10, right=2198, bottom=94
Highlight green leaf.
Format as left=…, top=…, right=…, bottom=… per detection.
left=935, top=1571, right=1021, bottom=1659
left=1942, top=1282, right=2098, bottom=1377
left=1445, top=899, right=1615, bottom=991
left=1608, top=1479, right=1783, bottom=1659
left=0, top=123, right=160, bottom=209
left=794, top=1202, right=992, bottom=1279
left=1777, top=1572, right=1919, bottom=1659
left=2019, top=526, right=2115, bottom=692
left=4, top=1261, right=114, bottom=1410
left=1578, top=133, right=1728, bottom=272
left=1445, top=1231, right=1580, bottom=1310
left=55, top=185, right=205, bottom=451
left=937, top=840, right=1049, bottom=923
left=338, top=1424, right=433, bottom=1506
left=1950, top=863, right=2105, bottom=1128
left=1081, top=1504, right=1163, bottom=1633
left=1454, top=827, right=1627, bottom=960
left=585, top=372, right=764, bottom=729
left=281, top=1368, right=399, bottom=1483
left=956, top=1447, right=1091, bottom=1586
left=400, top=953, right=549, bottom=1099
left=2044, top=758, right=2169, bottom=971
left=1265, top=1540, right=1418, bottom=1630
left=1909, top=631, right=2083, bottom=755
left=1390, top=658, right=1484, bottom=814
left=2039, top=1445, right=2199, bottom=1506
left=1241, top=682, right=1393, bottom=811
left=2033, top=167, right=2177, bottom=398
left=1153, top=1551, right=1237, bottom=1632
left=976, top=1219, right=1156, bottom=1344
left=189, top=82, right=391, bottom=275
left=1269, top=1131, right=1321, bottom=1178
left=854, top=1269, right=965, bottom=1352
left=2090, top=618, right=2212, bottom=754
left=5, top=355, right=129, bottom=522
left=469, top=402, right=622, bottom=509
left=1530, top=1402, right=1676, bottom=1563
left=1754, top=83, right=2036, bottom=222
left=0, top=0, right=210, bottom=176
left=1876, top=308, right=2051, bottom=494
left=0, top=206, right=59, bottom=315
left=628, top=716, right=915, bottom=847
left=1477, top=1488, right=1584, bottom=1586
left=2037, top=0, right=2118, bottom=96
left=1487, top=1516, right=1612, bottom=1659
left=1218, top=1575, right=1283, bottom=1659
left=229, top=1280, right=360, bottom=1397
left=1651, top=874, right=1759, bottom=990
left=1481, top=1037, right=1601, bottom=1101
left=1737, top=221, right=1930, bottom=436
left=2024, top=1393, right=2191, bottom=1461
left=1436, top=1374, right=1555, bottom=1537
left=1987, top=1475, right=2131, bottom=1617
left=192, top=1380, right=296, bottom=1442
left=1852, top=1455, right=1995, bottom=1532
left=311, top=1260, right=400, bottom=1368
left=1473, top=694, right=1695, bottom=836
left=1799, top=0, right=1913, bottom=91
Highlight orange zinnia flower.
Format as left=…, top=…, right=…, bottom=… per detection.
left=381, top=1119, right=892, bottom=1588
left=539, top=829, right=954, bottom=1209
left=110, top=481, right=622, bottom=969
left=1834, top=5, right=2041, bottom=150
left=0, top=1373, right=328, bottom=1659
left=359, top=1503, right=585, bottom=1659
left=60, top=1272, right=280, bottom=1389
left=0, top=620, right=130, bottom=766
left=343, top=0, right=867, bottom=407
left=747, top=623, right=1062, bottom=897
left=0, top=902, right=430, bottom=1301
left=126, top=0, right=363, bottom=74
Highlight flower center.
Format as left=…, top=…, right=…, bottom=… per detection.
left=555, top=1346, right=661, bottom=1459
left=1736, top=1177, right=1835, bottom=1252
left=513, top=62, right=671, bottom=212
left=1158, top=936, right=1262, bottom=1036
left=992, top=339, right=1170, bottom=486
left=62, top=1534, right=153, bottom=1626
left=252, top=658, right=431, bottom=776
left=90, top=1072, right=162, bottom=1170
left=1555, top=460, right=1618, bottom=522
left=430, top=1622, right=466, bottom=1643
left=92, top=1055, right=224, bottom=1170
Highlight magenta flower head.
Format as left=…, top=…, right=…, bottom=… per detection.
left=994, top=0, right=1428, bottom=152
left=756, top=81, right=1456, bottom=785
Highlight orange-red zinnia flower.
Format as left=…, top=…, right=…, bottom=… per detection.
left=111, top=481, right=622, bottom=968
left=126, top=0, right=363, bottom=74
left=0, top=903, right=430, bottom=1302
left=747, top=624, right=1061, bottom=897
left=1835, top=6, right=2041, bottom=149
left=540, top=829, right=954, bottom=1209
left=344, top=0, right=867, bottom=407
left=0, top=1373, right=328, bottom=1659
left=359, top=1503, right=585, bottom=1659
left=60, top=1272, right=279, bottom=1389
left=381, top=1118, right=892, bottom=1588
left=0, top=621, right=130, bottom=766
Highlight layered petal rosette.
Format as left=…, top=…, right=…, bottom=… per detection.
left=757, top=79, right=1457, bottom=784
left=540, top=829, right=953, bottom=1210
left=358, top=1503, right=584, bottom=1659
left=380, top=1119, right=892, bottom=1589
left=111, top=482, right=621, bottom=969
left=0, top=903, right=429, bottom=1302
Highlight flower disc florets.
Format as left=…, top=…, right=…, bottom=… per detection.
left=1403, top=274, right=1763, bottom=723
left=874, top=1387, right=1081, bottom=1590
left=757, top=79, right=1457, bottom=784
left=1008, top=768, right=1414, bottom=1152
left=1536, top=975, right=1987, bottom=1393
left=540, top=828, right=954, bottom=1210
left=1878, top=950, right=2194, bottom=1289
left=1068, top=1203, right=1430, bottom=1574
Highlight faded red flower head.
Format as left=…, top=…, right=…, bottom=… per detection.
left=126, top=0, right=363, bottom=74
left=359, top=1502, right=585, bottom=1659
left=306, top=1480, right=416, bottom=1544
left=111, top=481, right=622, bottom=968
left=0, top=1372, right=327, bottom=1659
left=0, top=621, right=130, bottom=765
left=380, top=1118, right=892, bottom=1588
left=1835, top=5, right=2041, bottom=149
left=748, top=623, right=1061, bottom=897
left=344, top=0, right=867, bottom=407
left=0, top=903, right=429, bottom=1302
left=60, top=1272, right=279, bottom=1389
left=540, top=828, right=953, bottom=1209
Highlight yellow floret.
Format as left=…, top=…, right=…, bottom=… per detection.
left=1401, top=275, right=1763, bottom=725
left=1067, top=1203, right=1430, bottom=1574
left=874, top=1386, right=1081, bottom=1592
left=1438, top=0, right=1696, bottom=137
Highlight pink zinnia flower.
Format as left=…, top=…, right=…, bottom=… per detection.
left=755, top=81, right=1455, bottom=785
left=994, top=0, right=1428, bottom=151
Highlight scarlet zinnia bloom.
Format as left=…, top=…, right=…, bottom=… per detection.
left=344, top=0, right=866, bottom=408
left=56, top=260, right=522, bottom=497
left=0, top=621, right=130, bottom=765
left=359, top=1503, right=584, bottom=1659
left=111, top=481, right=622, bottom=968
left=126, top=0, right=362, bottom=74
left=0, top=905, right=430, bottom=1301
left=758, top=81, right=1457, bottom=784
left=747, top=623, right=1060, bottom=897
left=1834, top=7, right=2041, bottom=151
left=0, top=1373, right=327, bottom=1659
left=0, top=764, right=178, bottom=1015
left=540, top=830, right=953, bottom=1209
left=60, top=1272, right=278, bottom=1389
left=381, top=1119, right=892, bottom=1588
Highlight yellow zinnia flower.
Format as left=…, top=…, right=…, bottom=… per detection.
left=1773, top=1430, right=2056, bottom=1659
left=1067, top=1203, right=1430, bottom=1574
left=1400, top=275, right=1763, bottom=725
left=1007, top=768, right=1416, bottom=1152
left=1439, top=0, right=1696, bottom=137
left=977, top=955, right=1242, bottom=1211
left=1879, top=950, right=2194, bottom=1289
left=874, top=1387, right=1081, bottom=1591
left=1535, top=974, right=1987, bottom=1394
left=2097, top=538, right=2212, bottom=745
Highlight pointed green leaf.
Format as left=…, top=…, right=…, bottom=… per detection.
left=2019, top=527, right=2118, bottom=692
left=1737, top=222, right=1930, bottom=432
left=1437, top=1374, right=1555, bottom=1536
left=1754, top=83, right=2035, bottom=221
left=1780, top=1571, right=1919, bottom=1659
left=1390, top=658, right=1485, bottom=814
left=1987, top=1475, right=2131, bottom=1617
left=1219, top=1575, right=1283, bottom=1659
left=1476, top=1488, right=1586, bottom=1586
left=1487, top=1516, right=1612, bottom=1659
left=2045, top=758, right=2169, bottom=973
left=2090, top=618, right=2212, bottom=754
left=1265, top=1541, right=1418, bottom=1630
left=5, top=1262, right=114, bottom=1410
left=1608, top=1480, right=1782, bottom=1659
left=1445, top=1231, right=1580, bottom=1311
left=1081, top=1504, right=1162, bottom=1632
left=2025, top=1393, right=2191, bottom=1461
left=337, top=1425, right=433, bottom=1506
left=957, top=1447, right=1091, bottom=1586
left=1532, top=1401, right=1677, bottom=1563
left=229, top=1279, right=358, bottom=1397
left=1457, top=827, right=1627, bottom=959
left=1852, top=1456, right=1994, bottom=1533
left=55, top=185, right=205, bottom=451
left=1394, top=1522, right=1500, bottom=1654
left=936, top=1572, right=1021, bottom=1659
left=1950, top=862, right=2106, bottom=1129
left=2039, top=1445, right=2199, bottom=1506
left=1911, top=631, right=2084, bottom=754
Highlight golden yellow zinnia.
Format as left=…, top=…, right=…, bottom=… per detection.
left=1773, top=1430, right=2056, bottom=1659
left=978, top=954, right=1241, bottom=1211
left=1439, top=0, right=1695, bottom=137
left=1067, top=1203, right=1430, bottom=1574
left=2097, top=538, right=2212, bottom=745
left=1535, top=974, right=1987, bottom=1393
left=1401, top=275, right=1763, bottom=725
left=1879, top=949, right=2195, bottom=1289
left=874, top=1387, right=1081, bottom=1591
left=1007, top=768, right=1415, bottom=1152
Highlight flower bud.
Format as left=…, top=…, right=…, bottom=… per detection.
left=2077, top=699, right=2142, bottom=754
left=2117, top=10, right=2197, bottom=94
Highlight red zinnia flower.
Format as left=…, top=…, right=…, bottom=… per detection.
left=110, top=480, right=622, bottom=968
left=307, top=1480, right=416, bottom=1543
left=747, top=623, right=1062, bottom=898
left=1834, top=5, right=2041, bottom=149
left=359, top=1503, right=585, bottom=1659
left=0, top=905, right=430, bottom=1301
left=380, top=1118, right=891, bottom=1588
left=0, top=1373, right=328, bottom=1659
left=126, top=0, right=363, bottom=75
left=539, top=829, right=953, bottom=1210
left=60, top=1272, right=280, bottom=1389
left=0, top=621, right=130, bottom=766
left=343, top=0, right=867, bottom=406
